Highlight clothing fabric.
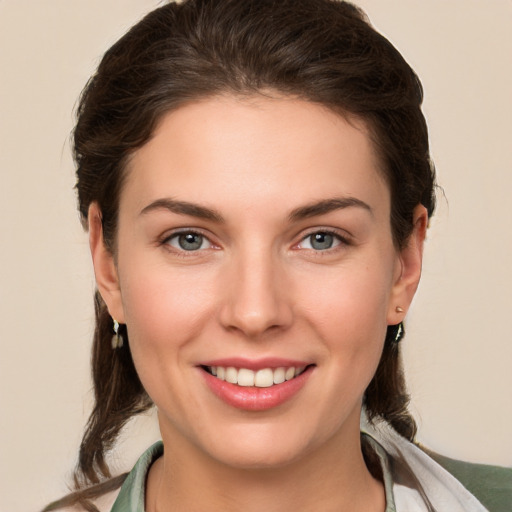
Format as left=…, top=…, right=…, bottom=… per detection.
left=362, top=421, right=511, bottom=511
left=109, top=426, right=511, bottom=511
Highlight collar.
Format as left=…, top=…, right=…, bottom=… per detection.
left=362, top=421, right=488, bottom=512
left=110, top=439, right=398, bottom=512
left=111, top=441, right=163, bottom=512
left=110, top=428, right=487, bottom=512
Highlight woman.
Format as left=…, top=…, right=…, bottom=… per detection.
left=43, top=0, right=511, bottom=511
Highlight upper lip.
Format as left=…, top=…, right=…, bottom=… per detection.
left=198, top=357, right=313, bottom=371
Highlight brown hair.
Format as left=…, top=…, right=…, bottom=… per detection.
left=46, top=0, right=436, bottom=508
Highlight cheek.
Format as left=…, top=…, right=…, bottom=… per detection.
left=116, top=260, right=221, bottom=412
left=299, top=264, right=393, bottom=333
left=118, top=257, right=219, bottom=356
left=295, top=260, right=394, bottom=383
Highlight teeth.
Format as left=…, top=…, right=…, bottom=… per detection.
left=207, top=365, right=306, bottom=387
left=273, top=367, right=285, bottom=384
left=225, top=366, right=237, bottom=384
left=254, top=368, right=274, bottom=387
left=285, top=367, right=295, bottom=381
left=237, top=368, right=255, bottom=387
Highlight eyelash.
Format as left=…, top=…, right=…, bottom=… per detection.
left=295, top=229, right=351, bottom=253
left=160, top=229, right=216, bottom=257
left=160, top=228, right=351, bottom=256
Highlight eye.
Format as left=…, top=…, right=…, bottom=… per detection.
left=165, top=231, right=212, bottom=251
left=299, top=231, right=343, bottom=251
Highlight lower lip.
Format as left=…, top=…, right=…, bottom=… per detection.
left=201, top=366, right=313, bottom=411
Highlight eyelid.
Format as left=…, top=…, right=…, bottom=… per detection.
left=294, top=227, right=352, bottom=250
left=158, top=226, right=352, bottom=253
left=160, top=228, right=219, bottom=252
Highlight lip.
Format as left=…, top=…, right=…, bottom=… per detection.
left=199, top=363, right=314, bottom=411
left=199, top=357, right=312, bottom=371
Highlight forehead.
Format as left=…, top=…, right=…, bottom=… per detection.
left=123, top=94, right=390, bottom=219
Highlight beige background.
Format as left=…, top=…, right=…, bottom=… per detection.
left=1, top=1, right=511, bottom=510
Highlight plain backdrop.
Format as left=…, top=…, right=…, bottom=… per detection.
left=1, top=1, right=511, bottom=510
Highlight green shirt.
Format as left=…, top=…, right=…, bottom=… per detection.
left=110, top=438, right=511, bottom=511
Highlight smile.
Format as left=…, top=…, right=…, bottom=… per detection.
left=200, top=363, right=314, bottom=411
left=204, top=366, right=307, bottom=388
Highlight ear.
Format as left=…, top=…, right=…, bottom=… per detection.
left=387, top=205, right=428, bottom=325
left=88, top=203, right=125, bottom=323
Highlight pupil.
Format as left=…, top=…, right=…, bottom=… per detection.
left=311, top=232, right=333, bottom=250
left=179, top=233, right=202, bottom=250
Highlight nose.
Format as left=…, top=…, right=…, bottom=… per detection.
left=218, top=247, right=293, bottom=339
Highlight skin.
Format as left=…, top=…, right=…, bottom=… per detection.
left=90, top=94, right=427, bottom=511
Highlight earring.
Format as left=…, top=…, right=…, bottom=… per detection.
left=386, top=321, right=405, bottom=344
left=394, top=321, right=404, bottom=343
left=111, top=319, right=124, bottom=349
left=395, top=306, right=404, bottom=313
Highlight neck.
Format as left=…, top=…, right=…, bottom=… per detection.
left=146, top=419, right=385, bottom=512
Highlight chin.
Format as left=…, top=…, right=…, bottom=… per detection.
left=211, top=445, right=305, bottom=471
left=198, top=423, right=320, bottom=471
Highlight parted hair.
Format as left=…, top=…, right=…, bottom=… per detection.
left=44, top=0, right=435, bottom=509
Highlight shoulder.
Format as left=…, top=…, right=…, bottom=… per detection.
left=110, top=441, right=164, bottom=511
left=44, top=442, right=163, bottom=512
left=426, top=449, right=512, bottom=512
left=361, top=422, right=511, bottom=512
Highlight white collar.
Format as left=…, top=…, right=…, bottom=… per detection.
left=362, top=419, right=488, bottom=512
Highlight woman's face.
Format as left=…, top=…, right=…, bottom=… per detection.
left=92, top=94, right=424, bottom=469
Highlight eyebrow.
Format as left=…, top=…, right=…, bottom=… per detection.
left=140, top=196, right=372, bottom=223
left=140, top=198, right=225, bottom=222
left=288, top=197, right=373, bottom=221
